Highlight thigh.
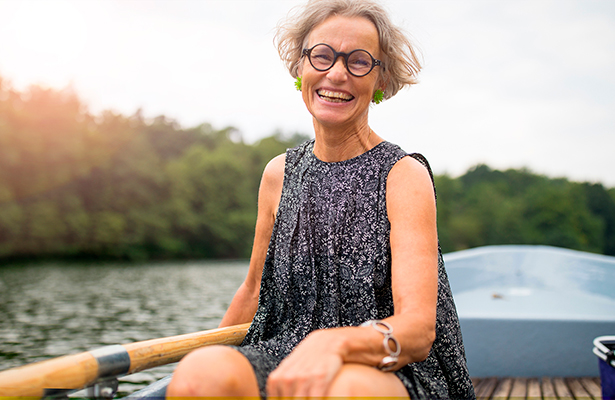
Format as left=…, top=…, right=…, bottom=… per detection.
left=327, top=363, right=410, bottom=398
left=167, top=345, right=260, bottom=397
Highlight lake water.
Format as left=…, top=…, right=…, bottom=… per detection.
left=0, top=260, right=249, bottom=396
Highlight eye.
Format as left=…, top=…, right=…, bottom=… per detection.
left=348, top=51, right=372, bottom=73
left=313, top=53, right=333, bottom=62
left=350, top=58, right=370, bottom=67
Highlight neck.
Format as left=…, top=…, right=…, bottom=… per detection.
left=312, top=120, right=383, bottom=162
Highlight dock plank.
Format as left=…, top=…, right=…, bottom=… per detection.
left=475, top=377, right=499, bottom=400
left=527, top=378, right=541, bottom=399
left=567, top=377, right=593, bottom=399
left=580, top=377, right=602, bottom=399
left=471, top=377, right=602, bottom=400
left=509, top=377, right=527, bottom=399
left=492, top=378, right=513, bottom=400
left=553, top=377, right=574, bottom=400
left=542, top=377, right=558, bottom=400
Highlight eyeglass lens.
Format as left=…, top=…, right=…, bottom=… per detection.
left=309, top=44, right=375, bottom=77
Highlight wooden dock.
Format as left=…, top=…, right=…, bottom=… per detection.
left=472, top=377, right=603, bottom=400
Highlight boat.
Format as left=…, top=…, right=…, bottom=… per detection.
left=1, top=245, right=613, bottom=399
left=446, top=245, right=615, bottom=377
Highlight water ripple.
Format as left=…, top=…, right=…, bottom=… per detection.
left=0, top=260, right=248, bottom=395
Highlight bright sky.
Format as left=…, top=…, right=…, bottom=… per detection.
left=1, top=0, right=614, bottom=186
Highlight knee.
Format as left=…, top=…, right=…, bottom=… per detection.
left=327, top=365, right=372, bottom=396
left=327, top=364, right=409, bottom=398
left=166, top=346, right=258, bottom=397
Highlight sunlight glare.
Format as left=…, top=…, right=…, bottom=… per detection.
left=3, top=0, right=88, bottom=87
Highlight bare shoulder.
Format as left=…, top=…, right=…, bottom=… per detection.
left=387, top=155, right=435, bottom=200
left=261, top=153, right=286, bottom=192
left=259, top=154, right=286, bottom=219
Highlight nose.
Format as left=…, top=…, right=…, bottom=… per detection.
left=326, top=56, right=348, bottom=81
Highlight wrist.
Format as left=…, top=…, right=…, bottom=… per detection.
left=309, top=327, right=352, bottom=360
left=360, top=320, right=401, bottom=371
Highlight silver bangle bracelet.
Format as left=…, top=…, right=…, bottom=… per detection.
left=361, top=319, right=401, bottom=372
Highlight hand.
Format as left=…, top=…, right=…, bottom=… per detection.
left=266, top=329, right=345, bottom=398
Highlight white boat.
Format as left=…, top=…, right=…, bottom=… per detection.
left=446, top=245, right=615, bottom=377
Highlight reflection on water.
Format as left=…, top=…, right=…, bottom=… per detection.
left=0, top=260, right=248, bottom=395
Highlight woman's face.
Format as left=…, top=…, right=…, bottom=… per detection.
left=300, top=15, right=382, bottom=131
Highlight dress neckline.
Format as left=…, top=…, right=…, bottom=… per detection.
left=308, top=139, right=389, bottom=166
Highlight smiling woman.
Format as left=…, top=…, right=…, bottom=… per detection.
left=298, top=15, right=382, bottom=137
left=166, top=0, right=474, bottom=399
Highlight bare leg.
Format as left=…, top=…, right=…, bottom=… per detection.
left=166, top=345, right=260, bottom=398
left=326, top=363, right=410, bottom=398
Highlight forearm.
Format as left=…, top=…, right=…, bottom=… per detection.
left=377, top=315, right=435, bottom=365
left=315, top=315, right=435, bottom=370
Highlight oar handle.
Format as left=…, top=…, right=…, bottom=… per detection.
left=0, top=323, right=250, bottom=398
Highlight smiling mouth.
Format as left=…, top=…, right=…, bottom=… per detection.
left=317, top=89, right=354, bottom=103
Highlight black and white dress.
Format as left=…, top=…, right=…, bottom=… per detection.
left=231, top=139, right=475, bottom=400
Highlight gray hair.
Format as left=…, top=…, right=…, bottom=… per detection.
left=275, top=0, right=422, bottom=100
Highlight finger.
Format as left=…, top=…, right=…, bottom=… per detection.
left=305, top=379, right=328, bottom=399
left=266, top=372, right=295, bottom=400
left=269, top=370, right=316, bottom=399
left=292, top=376, right=317, bottom=399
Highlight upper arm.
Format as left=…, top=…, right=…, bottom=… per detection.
left=386, top=156, right=438, bottom=323
left=243, top=153, right=286, bottom=293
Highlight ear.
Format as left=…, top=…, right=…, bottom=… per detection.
left=377, top=74, right=389, bottom=94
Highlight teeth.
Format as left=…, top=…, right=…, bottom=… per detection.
left=317, top=89, right=354, bottom=102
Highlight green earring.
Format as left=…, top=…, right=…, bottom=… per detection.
left=295, top=76, right=302, bottom=91
left=373, top=89, right=384, bottom=104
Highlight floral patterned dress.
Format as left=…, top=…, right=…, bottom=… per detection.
left=231, top=140, right=475, bottom=400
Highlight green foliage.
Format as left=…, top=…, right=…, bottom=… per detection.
left=0, top=79, right=613, bottom=261
left=435, top=165, right=614, bottom=255
left=0, top=80, right=302, bottom=261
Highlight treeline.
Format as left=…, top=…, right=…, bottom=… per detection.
left=1, top=79, right=614, bottom=262
left=0, top=79, right=305, bottom=261
left=435, top=166, right=615, bottom=256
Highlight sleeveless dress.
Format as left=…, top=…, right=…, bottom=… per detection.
left=231, top=140, right=475, bottom=400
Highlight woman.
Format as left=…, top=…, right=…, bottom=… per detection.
left=167, top=0, right=474, bottom=398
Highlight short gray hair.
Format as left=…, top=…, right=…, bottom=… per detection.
left=275, top=0, right=422, bottom=100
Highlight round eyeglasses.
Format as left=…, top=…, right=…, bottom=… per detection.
left=302, top=43, right=383, bottom=77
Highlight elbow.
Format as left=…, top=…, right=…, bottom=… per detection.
left=418, top=327, right=436, bottom=362
left=241, top=280, right=261, bottom=304
left=411, top=324, right=436, bottom=363
left=242, top=272, right=262, bottom=299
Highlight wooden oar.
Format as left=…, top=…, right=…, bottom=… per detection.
left=0, top=323, right=250, bottom=398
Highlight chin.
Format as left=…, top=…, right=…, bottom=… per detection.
left=310, top=103, right=366, bottom=127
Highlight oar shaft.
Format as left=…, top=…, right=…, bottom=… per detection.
left=0, top=352, right=99, bottom=397
left=0, top=323, right=250, bottom=398
left=124, top=323, right=250, bottom=374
